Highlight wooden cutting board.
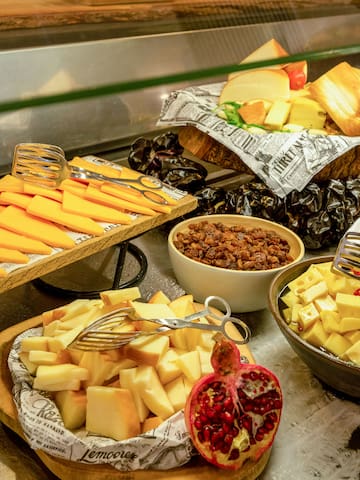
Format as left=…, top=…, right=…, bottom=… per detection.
left=0, top=315, right=271, bottom=480
left=0, top=193, right=197, bottom=294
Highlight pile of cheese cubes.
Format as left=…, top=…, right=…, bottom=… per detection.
left=281, top=261, right=360, bottom=365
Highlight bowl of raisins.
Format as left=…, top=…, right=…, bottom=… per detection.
left=168, top=214, right=304, bottom=312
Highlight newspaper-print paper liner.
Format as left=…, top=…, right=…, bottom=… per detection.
left=8, top=328, right=195, bottom=471
left=157, top=83, right=360, bottom=198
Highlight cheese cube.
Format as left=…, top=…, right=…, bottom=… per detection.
left=298, top=303, right=320, bottom=330
left=119, top=368, right=149, bottom=423
left=300, top=281, right=328, bottom=304
left=338, top=317, right=360, bottom=334
left=336, top=293, right=360, bottom=317
left=320, top=311, right=341, bottom=334
left=165, top=375, right=188, bottom=411
left=156, top=348, right=182, bottom=384
left=281, top=290, right=300, bottom=308
left=54, top=390, right=87, bottom=430
left=176, top=350, right=201, bottom=383
left=301, top=320, right=328, bottom=348
left=287, top=265, right=324, bottom=295
left=324, top=333, right=352, bottom=358
left=288, top=97, right=326, bottom=129
left=86, top=386, right=140, bottom=441
left=344, top=330, right=360, bottom=345
left=133, top=365, right=174, bottom=419
left=314, top=294, right=337, bottom=313
left=124, top=334, right=169, bottom=366
left=342, top=340, right=360, bottom=365
left=264, top=100, right=291, bottom=130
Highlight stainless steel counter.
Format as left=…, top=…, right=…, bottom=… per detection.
left=0, top=227, right=359, bottom=479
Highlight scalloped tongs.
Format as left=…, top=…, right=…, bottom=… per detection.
left=332, top=218, right=360, bottom=279
left=11, top=143, right=168, bottom=204
left=69, top=296, right=251, bottom=351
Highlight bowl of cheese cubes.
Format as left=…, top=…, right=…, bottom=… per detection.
left=268, top=255, right=360, bottom=398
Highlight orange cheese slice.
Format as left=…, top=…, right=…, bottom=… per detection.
left=27, top=195, right=104, bottom=237
left=84, top=185, right=156, bottom=217
left=62, top=190, right=132, bottom=225
left=0, top=205, right=75, bottom=249
left=0, top=175, right=24, bottom=193
left=59, top=179, right=87, bottom=197
left=23, top=183, right=63, bottom=202
left=100, top=184, right=172, bottom=214
left=0, top=267, right=6, bottom=277
left=0, top=191, right=33, bottom=209
left=0, top=227, right=52, bottom=255
left=70, top=156, right=123, bottom=178
left=70, top=157, right=176, bottom=211
left=0, top=247, right=29, bottom=264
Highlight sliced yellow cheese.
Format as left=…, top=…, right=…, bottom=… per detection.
left=0, top=205, right=75, bottom=249
left=62, top=190, right=132, bottom=225
left=0, top=191, right=33, bottom=209
left=70, top=156, right=175, bottom=212
left=70, top=156, right=123, bottom=179
left=26, top=195, right=104, bottom=237
left=85, top=185, right=156, bottom=217
left=23, top=182, right=63, bottom=202
left=100, top=183, right=172, bottom=214
left=0, top=175, right=24, bottom=193
left=0, top=247, right=29, bottom=264
left=0, top=227, right=52, bottom=255
left=0, top=267, right=7, bottom=277
left=59, top=179, right=87, bottom=197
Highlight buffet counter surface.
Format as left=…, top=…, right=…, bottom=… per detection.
left=0, top=227, right=359, bottom=480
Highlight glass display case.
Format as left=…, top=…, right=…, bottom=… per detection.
left=0, top=2, right=359, bottom=479
left=0, top=0, right=360, bottom=171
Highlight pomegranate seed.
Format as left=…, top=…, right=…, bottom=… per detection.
left=222, top=411, right=234, bottom=424
left=264, top=421, right=274, bottom=431
left=229, top=448, right=240, bottom=460
left=224, top=433, right=234, bottom=445
left=221, top=443, right=231, bottom=454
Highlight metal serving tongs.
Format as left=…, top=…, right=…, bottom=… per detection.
left=332, top=218, right=360, bottom=279
left=69, top=295, right=251, bottom=351
left=12, top=143, right=168, bottom=205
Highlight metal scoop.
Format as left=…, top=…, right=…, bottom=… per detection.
left=332, top=218, right=360, bottom=279
left=69, top=295, right=251, bottom=351
left=12, top=143, right=167, bottom=204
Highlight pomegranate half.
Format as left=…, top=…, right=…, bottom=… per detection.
left=185, top=336, right=283, bottom=470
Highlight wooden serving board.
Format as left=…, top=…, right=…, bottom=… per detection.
left=0, top=193, right=197, bottom=294
left=0, top=315, right=271, bottom=480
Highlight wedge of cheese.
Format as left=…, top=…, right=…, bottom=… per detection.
left=100, top=184, right=171, bottom=214
left=0, top=227, right=52, bottom=255
left=0, top=191, right=33, bottom=209
left=23, top=182, right=63, bottom=202
left=0, top=247, right=29, bottom=264
left=62, top=190, right=132, bottom=225
left=26, top=195, right=104, bottom=237
left=84, top=185, right=156, bottom=217
left=220, top=69, right=290, bottom=104
left=59, top=179, right=87, bottom=197
left=70, top=156, right=123, bottom=179
left=0, top=205, right=75, bottom=249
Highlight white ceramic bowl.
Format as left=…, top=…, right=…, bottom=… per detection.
left=168, top=214, right=305, bottom=313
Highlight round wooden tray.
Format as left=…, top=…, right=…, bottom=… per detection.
left=0, top=315, right=271, bottom=480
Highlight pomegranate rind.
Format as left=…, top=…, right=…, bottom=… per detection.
left=185, top=338, right=283, bottom=470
